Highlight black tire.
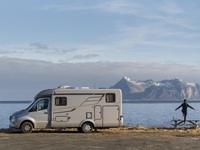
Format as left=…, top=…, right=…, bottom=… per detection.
left=81, top=122, right=93, bottom=133
left=77, top=127, right=82, bottom=133
left=21, top=122, right=33, bottom=133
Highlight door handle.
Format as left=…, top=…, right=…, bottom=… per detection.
left=44, top=112, right=48, bottom=114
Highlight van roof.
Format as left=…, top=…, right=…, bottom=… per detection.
left=35, top=88, right=121, bottom=99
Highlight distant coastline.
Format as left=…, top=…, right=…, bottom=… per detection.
left=1, top=100, right=200, bottom=104
left=0, top=101, right=31, bottom=104
left=123, top=100, right=200, bottom=103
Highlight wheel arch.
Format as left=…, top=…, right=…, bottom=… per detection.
left=79, top=119, right=95, bottom=128
left=20, top=120, right=35, bottom=129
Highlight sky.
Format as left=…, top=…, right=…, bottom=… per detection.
left=1, top=0, right=200, bottom=100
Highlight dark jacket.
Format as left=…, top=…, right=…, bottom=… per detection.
left=175, top=102, right=194, bottom=114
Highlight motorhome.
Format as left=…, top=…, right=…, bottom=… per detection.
left=9, top=87, right=123, bottom=133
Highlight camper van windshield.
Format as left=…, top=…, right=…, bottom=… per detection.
left=26, top=100, right=37, bottom=110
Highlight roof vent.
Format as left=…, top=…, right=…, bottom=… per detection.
left=57, top=86, right=75, bottom=89
left=80, top=87, right=89, bottom=89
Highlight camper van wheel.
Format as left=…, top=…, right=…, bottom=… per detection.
left=81, top=122, right=93, bottom=133
left=21, top=122, right=33, bottom=133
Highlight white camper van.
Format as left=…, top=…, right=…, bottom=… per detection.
left=9, top=87, right=123, bottom=133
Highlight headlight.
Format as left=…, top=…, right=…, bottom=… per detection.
left=10, top=116, right=16, bottom=122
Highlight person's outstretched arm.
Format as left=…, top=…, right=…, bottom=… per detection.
left=175, top=104, right=182, bottom=111
left=187, top=104, right=195, bottom=110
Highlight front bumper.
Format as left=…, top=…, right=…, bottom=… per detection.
left=9, top=116, right=20, bottom=129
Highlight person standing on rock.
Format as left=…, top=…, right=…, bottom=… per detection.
left=175, top=99, right=195, bottom=123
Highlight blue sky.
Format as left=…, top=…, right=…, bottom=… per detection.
left=1, top=0, right=200, bottom=100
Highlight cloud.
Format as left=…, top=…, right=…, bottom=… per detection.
left=41, top=1, right=185, bottom=21
left=41, top=0, right=143, bottom=15
left=0, top=43, right=81, bottom=62
left=30, top=42, right=48, bottom=49
left=1, top=57, right=200, bottom=100
left=72, top=54, right=99, bottom=60
left=112, top=23, right=200, bottom=49
left=40, top=1, right=200, bottom=50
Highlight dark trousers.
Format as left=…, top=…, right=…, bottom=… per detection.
left=182, top=112, right=187, bottom=122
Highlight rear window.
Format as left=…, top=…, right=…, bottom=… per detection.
left=106, top=93, right=116, bottom=103
left=55, top=97, right=67, bottom=106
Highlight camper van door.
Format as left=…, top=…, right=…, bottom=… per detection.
left=29, top=98, right=50, bottom=128
left=51, top=95, right=69, bottom=128
left=103, top=106, right=120, bottom=127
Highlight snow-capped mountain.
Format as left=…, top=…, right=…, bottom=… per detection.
left=110, top=76, right=200, bottom=101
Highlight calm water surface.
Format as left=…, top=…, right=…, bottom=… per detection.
left=123, top=102, right=200, bottom=127
left=1, top=102, right=200, bottom=128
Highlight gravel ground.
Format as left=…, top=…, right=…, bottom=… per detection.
left=1, top=127, right=200, bottom=150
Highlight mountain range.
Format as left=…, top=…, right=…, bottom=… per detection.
left=110, top=76, right=200, bottom=101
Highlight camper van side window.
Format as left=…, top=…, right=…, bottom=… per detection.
left=106, top=93, right=115, bottom=103
left=55, top=97, right=67, bottom=106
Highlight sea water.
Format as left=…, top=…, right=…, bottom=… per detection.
left=1, top=101, right=200, bottom=128
left=123, top=102, right=200, bottom=127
